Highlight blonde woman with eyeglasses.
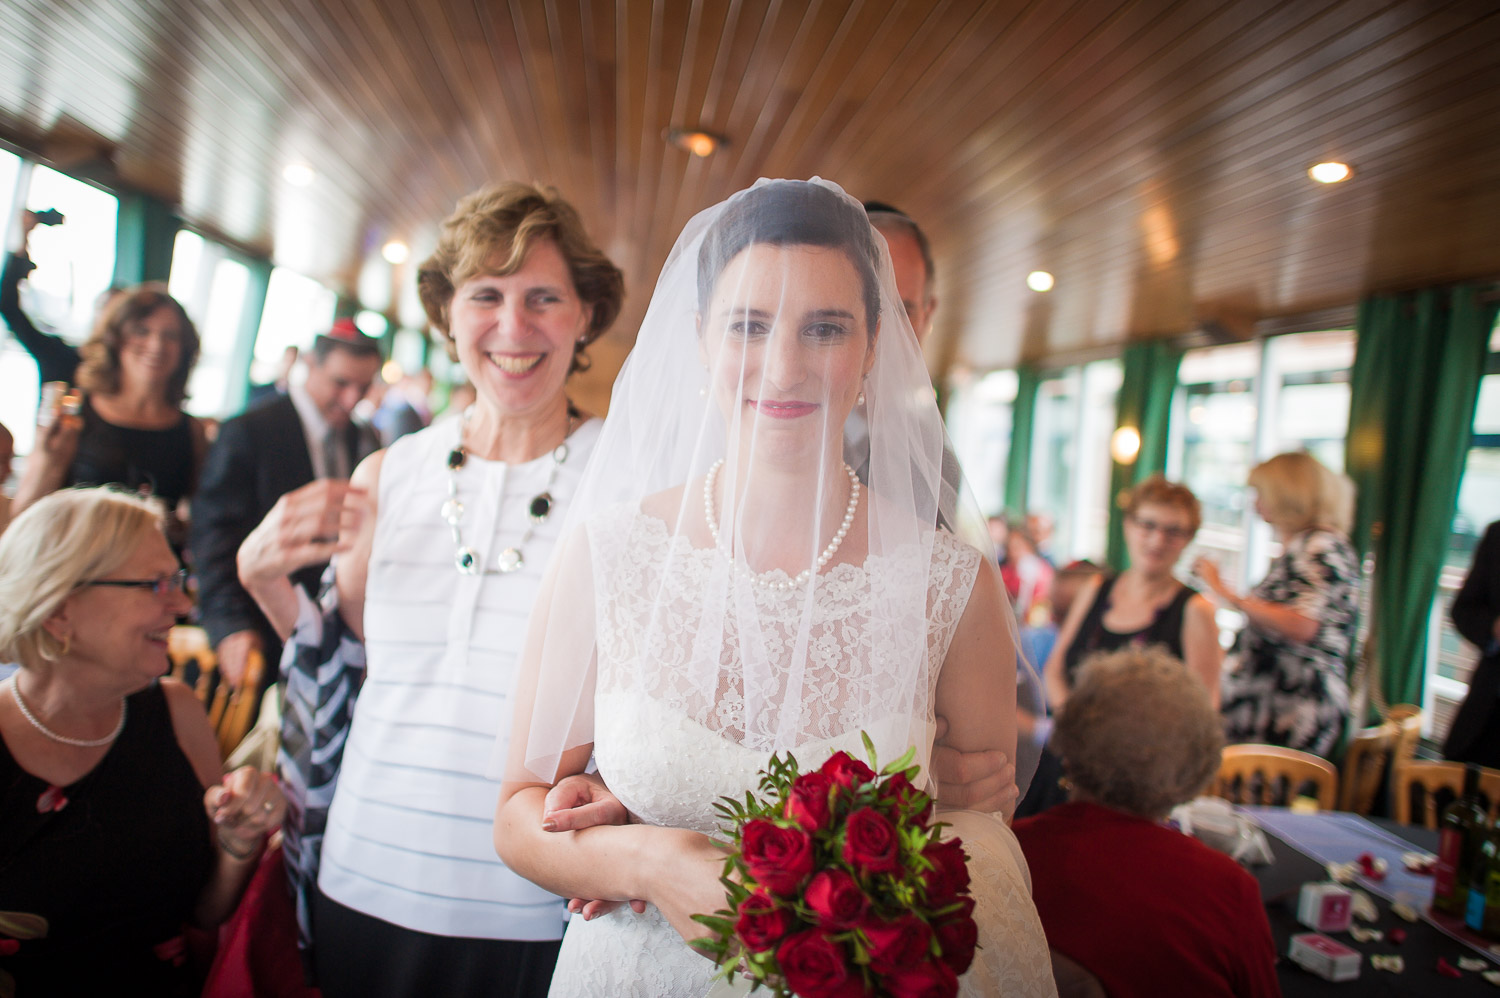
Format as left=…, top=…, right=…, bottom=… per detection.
left=1195, top=451, right=1360, bottom=759
left=0, top=488, right=283, bottom=995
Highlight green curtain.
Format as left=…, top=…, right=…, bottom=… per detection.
left=112, top=194, right=178, bottom=286
left=1346, top=285, right=1498, bottom=707
left=1104, top=340, right=1182, bottom=570
left=224, top=259, right=272, bottom=415
left=1004, top=366, right=1041, bottom=518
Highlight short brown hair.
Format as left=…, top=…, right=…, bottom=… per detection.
left=417, top=184, right=624, bottom=373
left=1052, top=645, right=1224, bottom=819
left=76, top=286, right=199, bottom=406
left=1121, top=474, right=1201, bottom=534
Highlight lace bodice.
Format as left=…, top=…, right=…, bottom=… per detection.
left=548, top=508, right=1055, bottom=997
left=587, top=504, right=979, bottom=758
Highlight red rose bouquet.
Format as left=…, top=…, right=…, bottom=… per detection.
left=693, top=734, right=978, bottom=998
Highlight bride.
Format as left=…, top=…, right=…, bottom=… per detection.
left=495, top=179, right=1055, bottom=996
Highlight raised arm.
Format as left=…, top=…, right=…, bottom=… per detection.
left=1182, top=593, right=1224, bottom=707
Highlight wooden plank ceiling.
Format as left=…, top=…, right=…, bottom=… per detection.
left=2, top=0, right=1498, bottom=401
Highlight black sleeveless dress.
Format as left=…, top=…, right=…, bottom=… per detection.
left=0, top=681, right=215, bottom=996
left=1061, top=574, right=1197, bottom=686
left=1017, top=576, right=1198, bottom=819
left=67, top=397, right=196, bottom=507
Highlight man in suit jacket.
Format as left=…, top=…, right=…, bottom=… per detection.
left=191, top=320, right=382, bottom=688
left=1445, top=520, right=1500, bottom=767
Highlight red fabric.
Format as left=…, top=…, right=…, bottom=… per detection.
left=1014, top=801, right=1281, bottom=998
left=202, top=844, right=321, bottom=998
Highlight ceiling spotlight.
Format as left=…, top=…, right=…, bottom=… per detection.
left=382, top=240, right=410, bottom=264
left=666, top=127, right=728, bottom=158
left=282, top=163, right=316, bottom=187
left=1309, top=161, right=1352, bottom=184
left=1027, top=271, right=1055, bottom=292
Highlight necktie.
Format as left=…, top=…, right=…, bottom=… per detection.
left=322, top=428, right=344, bottom=480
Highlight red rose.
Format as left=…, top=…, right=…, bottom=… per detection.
left=820, top=751, right=876, bottom=790
left=778, top=929, right=865, bottom=998
left=886, top=958, right=960, bottom=998
left=734, top=890, right=792, bottom=952
left=842, top=807, right=901, bottom=875
left=861, top=913, right=933, bottom=974
left=805, top=869, right=869, bottom=929
left=880, top=771, right=933, bottom=824
left=742, top=819, right=815, bottom=895
left=922, top=837, right=970, bottom=902
left=787, top=771, right=836, bottom=832
left=933, top=910, right=978, bottom=973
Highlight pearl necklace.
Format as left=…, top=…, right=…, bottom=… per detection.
left=442, top=406, right=577, bottom=575
left=703, top=459, right=860, bottom=591
left=5, top=674, right=127, bottom=748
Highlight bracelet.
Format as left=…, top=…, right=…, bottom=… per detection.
left=217, top=830, right=264, bottom=861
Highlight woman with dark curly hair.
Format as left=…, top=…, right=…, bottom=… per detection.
left=13, top=284, right=207, bottom=544
left=1015, top=646, right=1279, bottom=998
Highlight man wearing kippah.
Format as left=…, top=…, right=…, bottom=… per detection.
left=190, top=319, right=382, bottom=692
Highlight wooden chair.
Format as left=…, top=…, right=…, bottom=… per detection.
left=166, top=625, right=264, bottom=760
left=1393, top=761, right=1500, bottom=828
left=1388, top=705, right=1424, bottom=769
left=1339, top=721, right=1396, bottom=815
left=1215, top=745, right=1339, bottom=810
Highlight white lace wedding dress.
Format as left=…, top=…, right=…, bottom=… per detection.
left=547, top=504, right=1056, bottom=997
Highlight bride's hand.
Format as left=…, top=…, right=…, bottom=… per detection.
left=932, top=714, right=1019, bottom=818
left=543, top=774, right=647, bottom=918
left=645, top=827, right=731, bottom=948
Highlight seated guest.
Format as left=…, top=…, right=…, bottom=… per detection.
left=1020, top=559, right=1101, bottom=673
left=1196, top=452, right=1358, bottom=758
left=1045, top=476, right=1222, bottom=709
left=1002, top=520, right=1054, bottom=624
left=0, top=488, right=283, bottom=995
left=1015, top=646, right=1279, bottom=998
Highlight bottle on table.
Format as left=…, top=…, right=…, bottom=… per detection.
left=1466, top=819, right=1500, bottom=938
left=1434, top=764, right=1489, bottom=916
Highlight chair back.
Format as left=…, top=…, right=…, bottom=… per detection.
left=1388, top=706, right=1423, bottom=769
left=215, top=649, right=265, bottom=760
left=167, top=625, right=219, bottom=704
left=1393, top=761, right=1500, bottom=828
left=1215, top=744, right=1339, bottom=810
left=1050, top=949, right=1108, bottom=998
left=1339, top=722, right=1396, bottom=814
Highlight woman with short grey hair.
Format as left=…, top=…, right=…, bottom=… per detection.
left=1015, top=647, right=1279, bottom=998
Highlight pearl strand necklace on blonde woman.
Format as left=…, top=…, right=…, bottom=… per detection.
left=703, top=459, right=860, bottom=592
left=5, top=673, right=126, bottom=748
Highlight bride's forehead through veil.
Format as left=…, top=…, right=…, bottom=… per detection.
left=510, top=178, right=1042, bottom=798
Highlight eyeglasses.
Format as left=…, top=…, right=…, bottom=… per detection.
left=1127, top=515, right=1194, bottom=543
left=84, top=569, right=190, bottom=597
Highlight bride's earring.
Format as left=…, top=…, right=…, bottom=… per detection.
left=856, top=389, right=866, bottom=407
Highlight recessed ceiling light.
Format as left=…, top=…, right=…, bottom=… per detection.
left=1027, top=271, right=1055, bottom=292
left=1309, top=161, right=1352, bottom=184
left=665, top=127, right=728, bottom=158
left=282, top=163, right=315, bottom=187
left=382, top=240, right=410, bottom=264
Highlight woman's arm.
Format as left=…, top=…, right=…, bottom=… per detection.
left=238, top=476, right=370, bottom=641
left=1194, top=556, right=1319, bottom=646
left=1042, top=574, right=1101, bottom=712
left=333, top=450, right=383, bottom=640
left=161, top=678, right=285, bottom=927
left=11, top=409, right=81, bottom=516
left=934, top=561, right=1017, bottom=813
left=1181, top=593, right=1224, bottom=707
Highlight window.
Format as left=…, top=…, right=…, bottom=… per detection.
left=1168, top=331, right=1354, bottom=592
left=0, top=155, right=119, bottom=458
left=22, top=165, right=119, bottom=340
left=253, top=266, right=337, bottom=384
left=168, top=230, right=254, bottom=417
left=1425, top=321, right=1500, bottom=740
left=946, top=368, right=1017, bottom=516
left=1026, top=359, right=1120, bottom=562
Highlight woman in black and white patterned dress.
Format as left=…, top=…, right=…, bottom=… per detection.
left=1195, top=452, right=1360, bottom=759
